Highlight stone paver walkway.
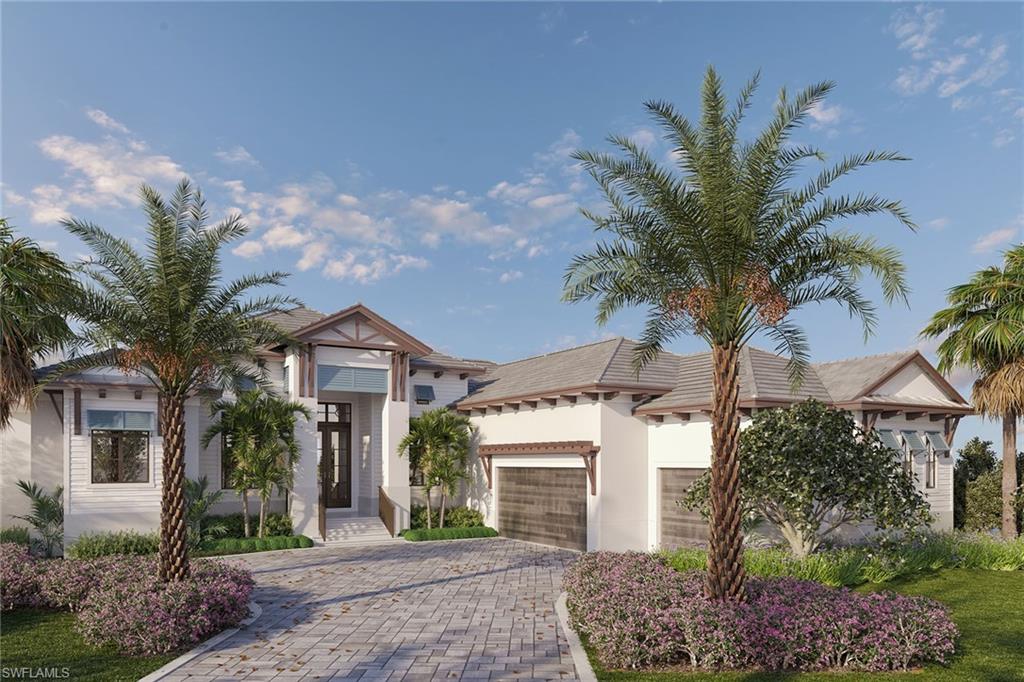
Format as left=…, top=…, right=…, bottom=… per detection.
left=168, top=538, right=579, bottom=681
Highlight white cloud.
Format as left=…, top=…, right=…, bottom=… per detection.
left=232, top=240, right=265, bottom=259
left=84, top=108, right=130, bottom=134
left=215, top=145, right=259, bottom=166
left=4, top=185, right=71, bottom=225
left=955, top=33, right=982, bottom=49
left=927, top=217, right=950, bottom=230
left=629, top=127, right=657, bottom=148
left=807, top=101, right=843, bottom=130
left=572, top=31, right=590, bottom=47
left=337, top=193, right=360, bottom=206
left=972, top=223, right=1020, bottom=254
left=263, top=225, right=308, bottom=248
left=499, top=270, right=523, bottom=284
left=488, top=176, right=546, bottom=203
left=296, top=241, right=329, bottom=271
left=993, top=129, right=1016, bottom=148
left=321, top=250, right=428, bottom=284
left=888, top=4, right=944, bottom=58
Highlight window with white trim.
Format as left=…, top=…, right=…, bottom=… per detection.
left=901, top=430, right=926, bottom=479
left=88, top=410, right=154, bottom=484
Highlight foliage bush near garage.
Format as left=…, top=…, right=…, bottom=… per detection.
left=410, top=505, right=484, bottom=529
left=66, top=530, right=161, bottom=558
left=403, top=526, right=497, bottom=542
left=663, top=531, right=1024, bottom=587
left=563, top=552, right=958, bottom=672
left=0, top=543, right=254, bottom=655
left=196, top=535, right=313, bottom=556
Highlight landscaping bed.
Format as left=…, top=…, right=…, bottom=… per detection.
left=196, top=534, right=314, bottom=556
left=403, top=526, right=498, bottom=542
left=0, top=542, right=254, bottom=656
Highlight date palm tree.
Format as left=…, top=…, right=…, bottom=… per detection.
left=563, top=67, right=914, bottom=600
left=922, top=244, right=1024, bottom=539
left=54, top=180, right=296, bottom=580
left=0, top=219, right=78, bottom=428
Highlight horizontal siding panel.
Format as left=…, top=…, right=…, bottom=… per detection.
left=659, top=468, right=708, bottom=549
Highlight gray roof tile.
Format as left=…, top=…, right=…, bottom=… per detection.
left=811, top=351, right=915, bottom=403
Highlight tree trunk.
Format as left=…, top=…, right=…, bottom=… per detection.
left=706, top=342, right=745, bottom=601
left=425, top=487, right=433, bottom=529
left=259, top=496, right=268, bottom=538
left=439, top=490, right=447, bottom=529
left=241, top=490, right=251, bottom=538
left=1002, top=411, right=1019, bottom=539
left=159, top=394, right=190, bottom=581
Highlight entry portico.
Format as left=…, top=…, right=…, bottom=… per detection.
left=275, top=303, right=432, bottom=540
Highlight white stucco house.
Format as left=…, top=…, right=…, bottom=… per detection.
left=0, top=304, right=973, bottom=552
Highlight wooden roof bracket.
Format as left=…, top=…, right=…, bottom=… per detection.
left=580, top=451, right=598, bottom=495
left=479, top=452, right=494, bottom=489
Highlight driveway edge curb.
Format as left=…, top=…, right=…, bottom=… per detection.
left=137, top=601, right=262, bottom=682
left=555, top=592, right=597, bottom=682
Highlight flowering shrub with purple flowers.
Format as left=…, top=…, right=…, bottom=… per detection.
left=0, top=542, right=254, bottom=656
left=563, top=552, right=958, bottom=672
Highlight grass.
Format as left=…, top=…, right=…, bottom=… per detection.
left=584, top=569, right=1024, bottom=682
left=0, top=609, right=175, bottom=681
left=194, top=534, right=314, bottom=556
left=402, top=526, right=498, bottom=542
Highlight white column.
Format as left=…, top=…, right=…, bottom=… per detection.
left=287, top=349, right=320, bottom=539
left=381, top=387, right=411, bottom=531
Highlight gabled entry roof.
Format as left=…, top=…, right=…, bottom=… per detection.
left=266, top=303, right=432, bottom=356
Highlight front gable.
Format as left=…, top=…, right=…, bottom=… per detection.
left=863, top=352, right=968, bottom=405
left=291, top=304, right=432, bottom=356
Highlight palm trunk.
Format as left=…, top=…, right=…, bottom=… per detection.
left=706, top=342, right=745, bottom=601
left=425, top=487, right=434, bottom=529
left=439, top=490, right=447, bottom=529
left=259, top=495, right=268, bottom=538
left=241, top=490, right=251, bottom=538
left=1002, top=411, right=1019, bottom=539
left=159, top=394, right=190, bottom=581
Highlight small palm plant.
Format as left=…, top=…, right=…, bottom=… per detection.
left=922, top=244, right=1024, bottom=539
left=399, top=408, right=473, bottom=528
left=184, top=476, right=228, bottom=550
left=14, top=480, right=64, bottom=557
left=55, top=180, right=296, bottom=580
left=203, top=389, right=310, bottom=538
left=563, top=67, right=914, bottom=600
left=0, top=220, right=78, bottom=428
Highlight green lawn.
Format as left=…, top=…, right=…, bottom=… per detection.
left=0, top=610, right=176, bottom=681
left=586, top=569, right=1024, bottom=682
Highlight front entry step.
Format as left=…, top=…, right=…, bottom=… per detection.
left=322, top=515, right=399, bottom=546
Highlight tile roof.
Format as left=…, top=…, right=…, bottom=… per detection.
left=639, top=346, right=833, bottom=412
left=459, top=337, right=680, bottom=406
left=260, top=306, right=327, bottom=334
left=811, top=351, right=915, bottom=403
left=411, top=351, right=495, bottom=373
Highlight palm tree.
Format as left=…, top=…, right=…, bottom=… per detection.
left=563, top=67, right=914, bottom=601
left=14, top=480, right=64, bottom=557
left=54, top=180, right=296, bottom=580
left=399, top=408, right=473, bottom=528
left=0, top=219, right=78, bottom=428
left=203, top=389, right=310, bottom=538
left=922, top=244, right=1024, bottom=539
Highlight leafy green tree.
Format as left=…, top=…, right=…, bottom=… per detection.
left=54, top=180, right=295, bottom=580
left=398, top=408, right=473, bottom=528
left=0, top=219, right=78, bottom=428
left=966, top=458, right=1024, bottom=533
left=203, top=389, right=310, bottom=538
left=681, top=400, right=930, bottom=558
left=954, top=437, right=998, bottom=528
left=14, top=480, right=64, bottom=557
left=923, top=244, right=1024, bottom=539
left=563, top=67, right=914, bottom=599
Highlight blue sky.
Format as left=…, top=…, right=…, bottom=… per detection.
left=3, top=2, right=1022, bottom=448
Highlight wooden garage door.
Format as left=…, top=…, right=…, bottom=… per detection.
left=659, top=468, right=709, bottom=549
left=497, top=467, right=587, bottom=551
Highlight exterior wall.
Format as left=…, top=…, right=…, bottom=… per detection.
left=409, top=373, right=469, bottom=418
left=874, top=363, right=949, bottom=402
left=597, top=398, right=650, bottom=551
left=1, top=407, right=34, bottom=528
left=872, top=415, right=954, bottom=531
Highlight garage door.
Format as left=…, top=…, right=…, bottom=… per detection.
left=659, top=468, right=709, bottom=549
left=497, top=467, right=587, bottom=551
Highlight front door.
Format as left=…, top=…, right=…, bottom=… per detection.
left=318, top=403, right=352, bottom=508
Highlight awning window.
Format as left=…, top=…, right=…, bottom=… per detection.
left=414, top=384, right=436, bottom=404
left=901, top=430, right=927, bottom=453
left=87, top=410, right=155, bottom=432
left=925, top=431, right=950, bottom=452
left=877, top=429, right=902, bottom=451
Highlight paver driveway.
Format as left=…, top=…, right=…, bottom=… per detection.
left=168, top=538, right=580, bottom=681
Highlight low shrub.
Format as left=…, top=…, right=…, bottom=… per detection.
left=203, top=512, right=292, bottom=538
left=0, top=527, right=31, bottom=547
left=66, top=530, right=160, bottom=558
left=76, top=557, right=254, bottom=655
left=563, top=552, right=958, bottom=672
left=662, top=531, right=1024, bottom=587
left=410, top=505, right=484, bottom=530
left=403, top=526, right=498, bottom=542
left=0, top=543, right=44, bottom=610
left=195, top=535, right=313, bottom=557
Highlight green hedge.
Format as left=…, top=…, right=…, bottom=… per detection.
left=403, top=526, right=498, bottom=542
left=0, top=526, right=31, bottom=547
left=67, top=531, right=160, bottom=559
left=410, top=505, right=484, bottom=529
left=202, top=512, right=292, bottom=538
left=195, top=535, right=313, bottom=556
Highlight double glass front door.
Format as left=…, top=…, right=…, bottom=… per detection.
left=318, top=403, right=351, bottom=508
